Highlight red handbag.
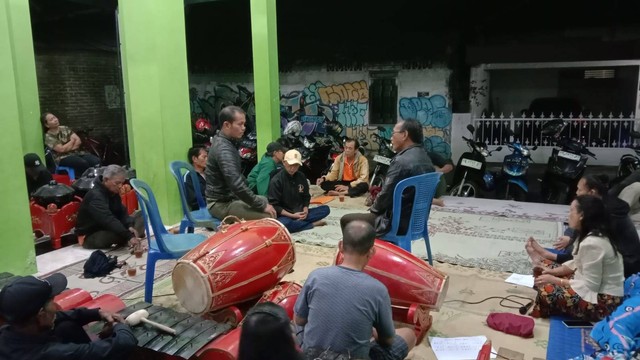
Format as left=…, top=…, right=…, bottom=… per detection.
left=486, top=312, right=535, bottom=338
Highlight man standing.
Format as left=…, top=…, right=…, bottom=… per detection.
left=341, top=119, right=434, bottom=236
left=205, top=106, right=276, bottom=220
left=247, top=141, right=286, bottom=196
left=317, top=138, right=369, bottom=197
left=294, top=221, right=416, bottom=360
left=268, top=150, right=329, bottom=233
left=185, top=146, right=207, bottom=211
left=76, top=165, right=144, bottom=249
left=0, top=273, right=137, bottom=360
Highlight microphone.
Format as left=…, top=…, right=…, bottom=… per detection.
left=519, top=301, right=534, bottom=315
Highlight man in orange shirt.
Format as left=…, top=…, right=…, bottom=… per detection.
left=317, top=138, right=369, bottom=197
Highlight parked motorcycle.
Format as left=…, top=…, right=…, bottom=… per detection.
left=616, top=131, right=640, bottom=179
left=239, top=131, right=257, bottom=177
left=369, top=127, right=395, bottom=188
left=498, top=129, right=537, bottom=201
left=539, top=119, right=597, bottom=204
left=449, top=124, right=502, bottom=197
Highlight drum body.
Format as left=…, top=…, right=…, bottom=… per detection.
left=256, top=281, right=302, bottom=320
left=335, top=239, right=448, bottom=310
left=173, top=218, right=296, bottom=314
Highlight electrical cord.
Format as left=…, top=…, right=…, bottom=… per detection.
left=444, top=294, right=533, bottom=311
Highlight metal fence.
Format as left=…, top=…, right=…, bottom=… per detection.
left=472, top=113, right=639, bottom=148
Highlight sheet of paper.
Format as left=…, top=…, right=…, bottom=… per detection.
left=505, top=273, right=534, bottom=288
left=429, top=336, right=497, bottom=360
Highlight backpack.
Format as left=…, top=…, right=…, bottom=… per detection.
left=83, top=250, right=118, bottom=278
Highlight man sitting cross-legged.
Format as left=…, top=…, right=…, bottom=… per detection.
left=316, top=137, right=369, bottom=198
left=294, top=221, right=416, bottom=360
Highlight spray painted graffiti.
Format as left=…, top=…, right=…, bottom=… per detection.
left=190, top=81, right=452, bottom=159
left=399, top=94, right=452, bottom=158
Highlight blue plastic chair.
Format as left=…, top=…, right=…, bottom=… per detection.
left=129, top=178, right=208, bottom=303
left=380, top=172, right=442, bottom=265
left=56, top=166, right=75, bottom=181
left=169, top=161, right=221, bottom=233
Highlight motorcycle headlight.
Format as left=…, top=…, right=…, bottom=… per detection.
left=521, top=149, right=530, bottom=157
left=480, top=149, right=489, bottom=157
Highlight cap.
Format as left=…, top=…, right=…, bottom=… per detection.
left=283, top=149, right=303, bottom=166
left=24, top=153, right=45, bottom=168
left=266, top=142, right=286, bottom=156
left=0, top=273, right=67, bottom=323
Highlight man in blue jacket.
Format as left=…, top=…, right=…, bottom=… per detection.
left=0, top=273, right=137, bottom=360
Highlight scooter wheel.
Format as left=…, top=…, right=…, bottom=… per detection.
left=449, top=181, right=481, bottom=198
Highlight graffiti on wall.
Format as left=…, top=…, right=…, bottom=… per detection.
left=399, top=94, right=452, bottom=158
left=189, top=81, right=452, bottom=158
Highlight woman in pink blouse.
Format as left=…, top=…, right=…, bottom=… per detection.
left=41, top=112, right=100, bottom=175
left=530, top=195, right=624, bottom=321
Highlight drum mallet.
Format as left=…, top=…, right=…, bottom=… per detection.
left=125, top=309, right=177, bottom=335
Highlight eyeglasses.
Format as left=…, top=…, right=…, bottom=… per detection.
left=391, top=130, right=406, bottom=135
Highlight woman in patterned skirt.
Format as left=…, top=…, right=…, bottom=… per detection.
left=530, top=195, right=625, bottom=321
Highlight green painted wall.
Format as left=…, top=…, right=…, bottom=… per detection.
left=250, top=0, right=281, bottom=154
left=0, top=0, right=37, bottom=275
left=118, top=0, right=192, bottom=223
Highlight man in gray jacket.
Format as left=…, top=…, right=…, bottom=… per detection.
left=341, top=119, right=434, bottom=236
left=205, top=106, right=277, bottom=220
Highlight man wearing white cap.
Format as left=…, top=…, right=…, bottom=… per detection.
left=268, top=150, right=330, bottom=233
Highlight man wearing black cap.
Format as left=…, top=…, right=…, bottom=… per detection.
left=0, top=273, right=137, bottom=359
left=24, top=153, right=53, bottom=196
left=247, top=141, right=287, bottom=196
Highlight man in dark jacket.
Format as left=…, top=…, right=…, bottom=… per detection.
left=76, top=165, right=144, bottom=249
left=268, top=150, right=330, bottom=233
left=341, top=119, right=434, bottom=236
left=0, top=273, right=137, bottom=360
left=205, top=106, right=277, bottom=220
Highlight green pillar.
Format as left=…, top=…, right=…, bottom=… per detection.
left=250, top=0, right=281, bottom=153
left=0, top=0, right=37, bottom=275
left=8, top=0, right=42, bottom=156
left=118, top=0, right=192, bottom=223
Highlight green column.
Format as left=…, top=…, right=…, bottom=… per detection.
left=250, top=0, right=281, bottom=154
left=8, top=0, right=42, bottom=156
left=0, top=0, right=37, bottom=275
left=118, top=0, right=192, bottom=223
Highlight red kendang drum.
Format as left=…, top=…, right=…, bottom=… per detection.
left=256, top=281, right=302, bottom=320
left=173, top=218, right=296, bottom=315
left=335, top=239, right=449, bottom=342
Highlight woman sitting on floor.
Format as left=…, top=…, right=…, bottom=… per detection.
left=530, top=195, right=624, bottom=321
left=526, top=174, right=640, bottom=278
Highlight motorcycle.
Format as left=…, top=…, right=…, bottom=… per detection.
left=369, top=127, right=395, bottom=188
left=539, top=119, right=597, bottom=204
left=615, top=130, right=640, bottom=179
left=498, top=129, right=537, bottom=201
left=239, top=131, right=258, bottom=177
left=449, top=124, right=502, bottom=197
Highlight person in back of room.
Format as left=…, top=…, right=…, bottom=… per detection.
left=41, top=112, right=100, bottom=176
left=316, top=138, right=369, bottom=198
left=237, top=302, right=302, bottom=360
left=24, top=153, right=52, bottom=197
left=530, top=195, right=624, bottom=321
left=185, top=146, right=207, bottom=211
left=526, top=174, right=640, bottom=278
left=427, top=150, right=453, bottom=207
left=340, top=119, right=434, bottom=237
left=268, top=149, right=329, bottom=233
left=0, top=273, right=137, bottom=360
left=76, top=165, right=144, bottom=249
left=247, top=141, right=287, bottom=196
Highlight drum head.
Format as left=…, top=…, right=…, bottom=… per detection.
left=173, top=261, right=212, bottom=314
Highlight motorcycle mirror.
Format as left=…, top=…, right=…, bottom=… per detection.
left=495, top=146, right=503, bottom=151
left=466, top=124, right=475, bottom=133
left=531, top=145, right=538, bottom=150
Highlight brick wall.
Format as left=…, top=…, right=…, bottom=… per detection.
left=35, top=50, right=127, bottom=159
